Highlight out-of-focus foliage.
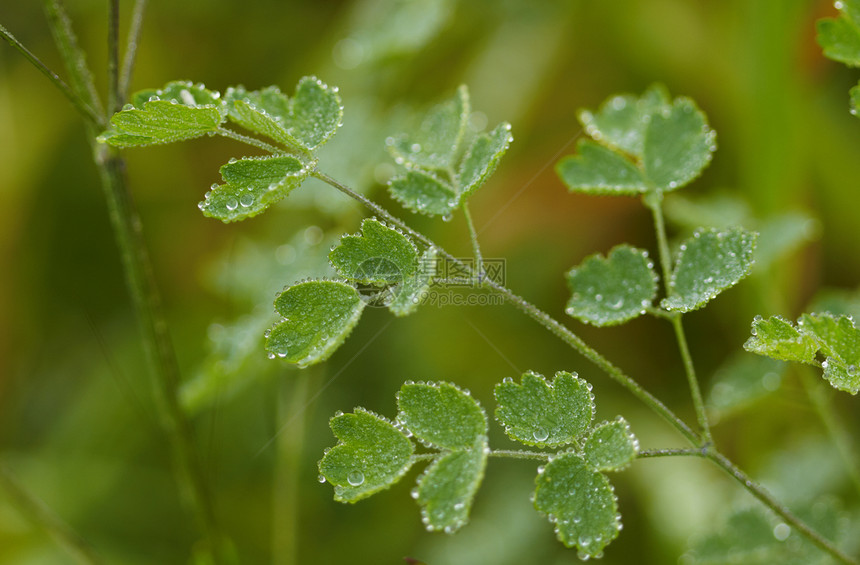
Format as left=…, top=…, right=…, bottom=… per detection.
left=2, top=1, right=860, bottom=564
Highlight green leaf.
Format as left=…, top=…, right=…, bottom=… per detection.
left=388, top=247, right=438, bottom=317
left=577, top=84, right=670, bottom=158
left=319, top=409, right=415, bottom=503
left=744, top=315, right=819, bottom=364
left=99, top=100, right=225, bottom=147
left=396, top=381, right=487, bottom=450
left=266, top=280, right=364, bottom=368
left=582, top=417, right=639, bottom=472
left=556, top=140, right=648, bottom=195
left=565, top=245, right=658, bottom=326
left=224, top=77, right=343, bottom=151
left=415, top=435, right=488, bottom=533
left=817, top=16, right=860, bottom=67
left=534, top=452, right=621, bottom=559
left=798, top=313, right=860, bottom=394
left=643, top=97, right=716, bottom=191
left=329, top=218, right=418, bottom=284
left=130, top=81, right=224, bottom=110
left=388, top=170, right=457, bottom=217
left=494, top=371, right=594, bottom=447
left=458, top=122, right=513, bottom=198
left=388, top=85, right=470, bottom=171
left=199, top=155, right=311, bottom=222
left=661, top=227, right=757, bottom=312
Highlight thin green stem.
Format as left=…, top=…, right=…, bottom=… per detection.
left=708, top=450, right=858, bottom=565
left=119, top=0, right=147, bottom=102
left=798, top=366, right=860, bottom=498
left=488, top=449, right=551, bottom=461
left=216, top=127, right=283, bottom=154
left=0, top=464, right=104, bottom=565
left=637, top=448, right=705, bottom=459
left=43, top=0, right=104, bottom=122
left=107, top=0, right=120, bottom=114
left=462, top=202, right=485, bottom=282
left=313, top=169, right=698, bottom=445
left=0, top=22, right=102, bottom=125
left=645, top=191, right=711, bottom=443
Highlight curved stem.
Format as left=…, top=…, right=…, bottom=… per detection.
left=0, top=464, right=104, bottom=565
left=216, top=127, right=284, bottom=154
left=708, top=450, right=857, bottom=565
left=0, top=23, right=102, bottom=126
left=488, top=449, right=552, bottom=461
left=462, top=202, right=485, bottom=282
left=644, top=191, right=711, bottom=442
left=638, top=447, right=705, bottom=459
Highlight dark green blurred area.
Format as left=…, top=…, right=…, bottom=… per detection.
left=1, top=0, right=860, bottom=563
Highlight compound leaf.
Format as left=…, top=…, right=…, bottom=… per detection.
left=494, top=371, right=594, bottom=447
left=577, top=84, right=670, bottom=158
left=458, top=122, right=513, bottom=198
left=565, top=245, right=658, bottom=326
left=534, top=452, right=621, bottom=559
left=556, top=140, right=647, bottom=195
left=199, top=155, right=311, bottom=222
left=744, top=316, right=819, bottom=364
left=266, top=280, right=364, bottom=367
left=388, top=247, right=437, bottom=317
left=643, top=97, right=716, bottom=191
left=396, top=381, right=487, bottom=450
left=662, top=227, right=757, bottom=312
left=388, top=170, right=457, bottom=217
left=415, top=436, right=488, bottom=533
left=99, top=100, right=225, bottom=147
left=319, top=409, right=414, bottom=503
left=582, top=417, right=639, bottom=472
left=389, top=85, right=470, bottom=171
left=798, top=313, right=860, bottom=394
left=329, top=218, right=418, bottom=284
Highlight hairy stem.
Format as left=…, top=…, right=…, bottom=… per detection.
left=217, top=127, right=284, bottom=154
left=708, top=450, right=857, bottom=565
left=0, top=23, right=102, bottom=125
left=0, top=464, right=104, bottom=565
left=313, top=170, right=855, bottom=563
left=43, top=0, right=104, bottom=122
left=488, top=449, right=552, bottom=461
left=119, top=0, right=147, bottom=102
left=462, top=202, right=485, bottom=282
left=107, top=0, right=120, bottom=114
left=637, top=447, right=705, bottom=459
left=798, top=366, right=860, bottom=497
left=645, top=191, right=711, bottom=442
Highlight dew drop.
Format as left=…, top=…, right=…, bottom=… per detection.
left=533, top=428, right=549, bottom=442
left=239, top=193, right=255, bottom=207
left=442, top=213, right=453, bottom=222
left=347, top=470, right=365, bottom=486
left=410, top=143, right=422, bottom=153
left=225, top=198, right=239, bottom=211
left=318, top=474, right=327, bottom=483
left=502, top=376, right=514, bottom=384
left=411, top=487, right=420, bottom=500
left=773, top=522, right=790, bottom=541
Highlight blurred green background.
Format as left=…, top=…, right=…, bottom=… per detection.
left=2, top=0, right=860, bottom=563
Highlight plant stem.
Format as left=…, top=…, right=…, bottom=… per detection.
left=488, top=449, right=552, bottom=461
left=708, top=450, right=858, bottom=565
left=462, top=202, right=484, bottom=282
left=217, top=127, right=284, bottom=154
left=43, top=0, right=104, bottom=123
left=644, top=191, right=711, bottom=443
left=798, top=366, right=860, bottom=498
left=637, top=448, right=705, bottom=459
left=107, top=0, right=120, bottom=115
left=0, top=464, right=104, bottom=565
left=119, top=0, right=147, bottom=102
left=0, top=22, right=102, bottom=125
left=313, top=170, right=856, bottom=563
